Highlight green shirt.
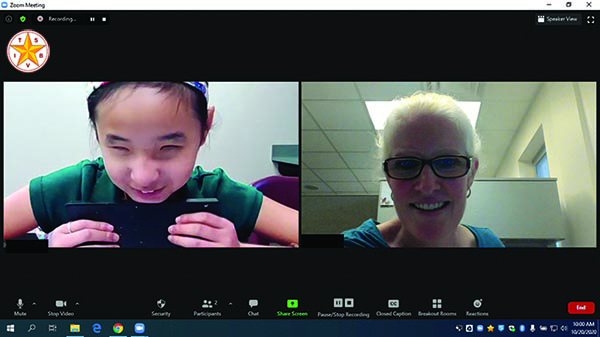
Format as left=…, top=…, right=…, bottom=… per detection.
left=29, top=158, right=263, bottom=242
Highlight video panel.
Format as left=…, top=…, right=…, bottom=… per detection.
left=4, top=81, right=299, bottom=248
left=301, top=82, right=596, bottom=248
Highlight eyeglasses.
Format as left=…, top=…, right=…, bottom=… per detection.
left=383, top=155, right=472, bottom=180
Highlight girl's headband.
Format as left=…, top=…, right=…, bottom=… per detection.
left=87, top=81, right=209, bottom=102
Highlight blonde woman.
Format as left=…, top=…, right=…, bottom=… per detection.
left=343, top=92, right=504, bottom=248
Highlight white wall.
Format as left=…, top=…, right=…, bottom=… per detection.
left=495, top=82, right=596, bottom=247
left=3, top=82, right=298, bottom=197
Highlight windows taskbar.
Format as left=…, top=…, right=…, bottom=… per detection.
left=1, top=319, right=598, bottom=337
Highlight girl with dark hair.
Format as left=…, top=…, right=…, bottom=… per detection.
left=4, top=82, right=298, bottom=248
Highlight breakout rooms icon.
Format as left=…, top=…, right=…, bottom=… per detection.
left=7, top=30, right=50, bottom=73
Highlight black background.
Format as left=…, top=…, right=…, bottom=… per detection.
left=1, top=10, right=598, bottom=320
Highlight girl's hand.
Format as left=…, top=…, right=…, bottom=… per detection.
left=48, top=220, right=120, bottom=248
left=168, top=213, right=240, bottom=248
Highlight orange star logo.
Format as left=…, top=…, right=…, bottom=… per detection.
left=7, top=30, right=50, bottom=73
left=11, top=32, right=44, bottom=66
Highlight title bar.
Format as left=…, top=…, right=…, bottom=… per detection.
left=0, top=0, right=596, bottom=10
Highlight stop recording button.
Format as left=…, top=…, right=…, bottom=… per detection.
left=568, top=302, right=595, bottom=314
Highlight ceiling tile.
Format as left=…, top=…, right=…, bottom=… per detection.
left=302, top=130, right=335, bottom=152
left=302, top=82, right=360, bottom=100
left=340, top=152, right=380, bottom=169
left=302, top=106, right=319, bottom=130
left=355, top=82, right=425, bottom=101
left=301, top=168, right=321, bottom=182
left=352, top=168, right=384, bottom=181
left=302, top=152, right=347, bottom=169
left=325, top=130, right=378, bottom=152
left=313, top=168, right=357, bottom=182
left=360, top=181, right=381, bottom=194
left=328, top=182, right=366, bottom=193
left=303, top=101, right=372, bottom=130
left=301, top=181, right=333, bottom=194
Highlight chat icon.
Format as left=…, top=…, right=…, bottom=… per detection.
left=249, top=299, right=258, bottom=308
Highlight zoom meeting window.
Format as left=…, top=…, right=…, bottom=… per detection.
left=1, top=3, right=598, bottom=337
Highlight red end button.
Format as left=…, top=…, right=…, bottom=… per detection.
left=568, top=302, right=595, bottom=314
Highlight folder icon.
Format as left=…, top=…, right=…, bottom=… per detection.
left=70, top=324, right=80, bottom=332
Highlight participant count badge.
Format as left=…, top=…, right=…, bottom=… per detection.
left=7, top=30, right=50, bottom=73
